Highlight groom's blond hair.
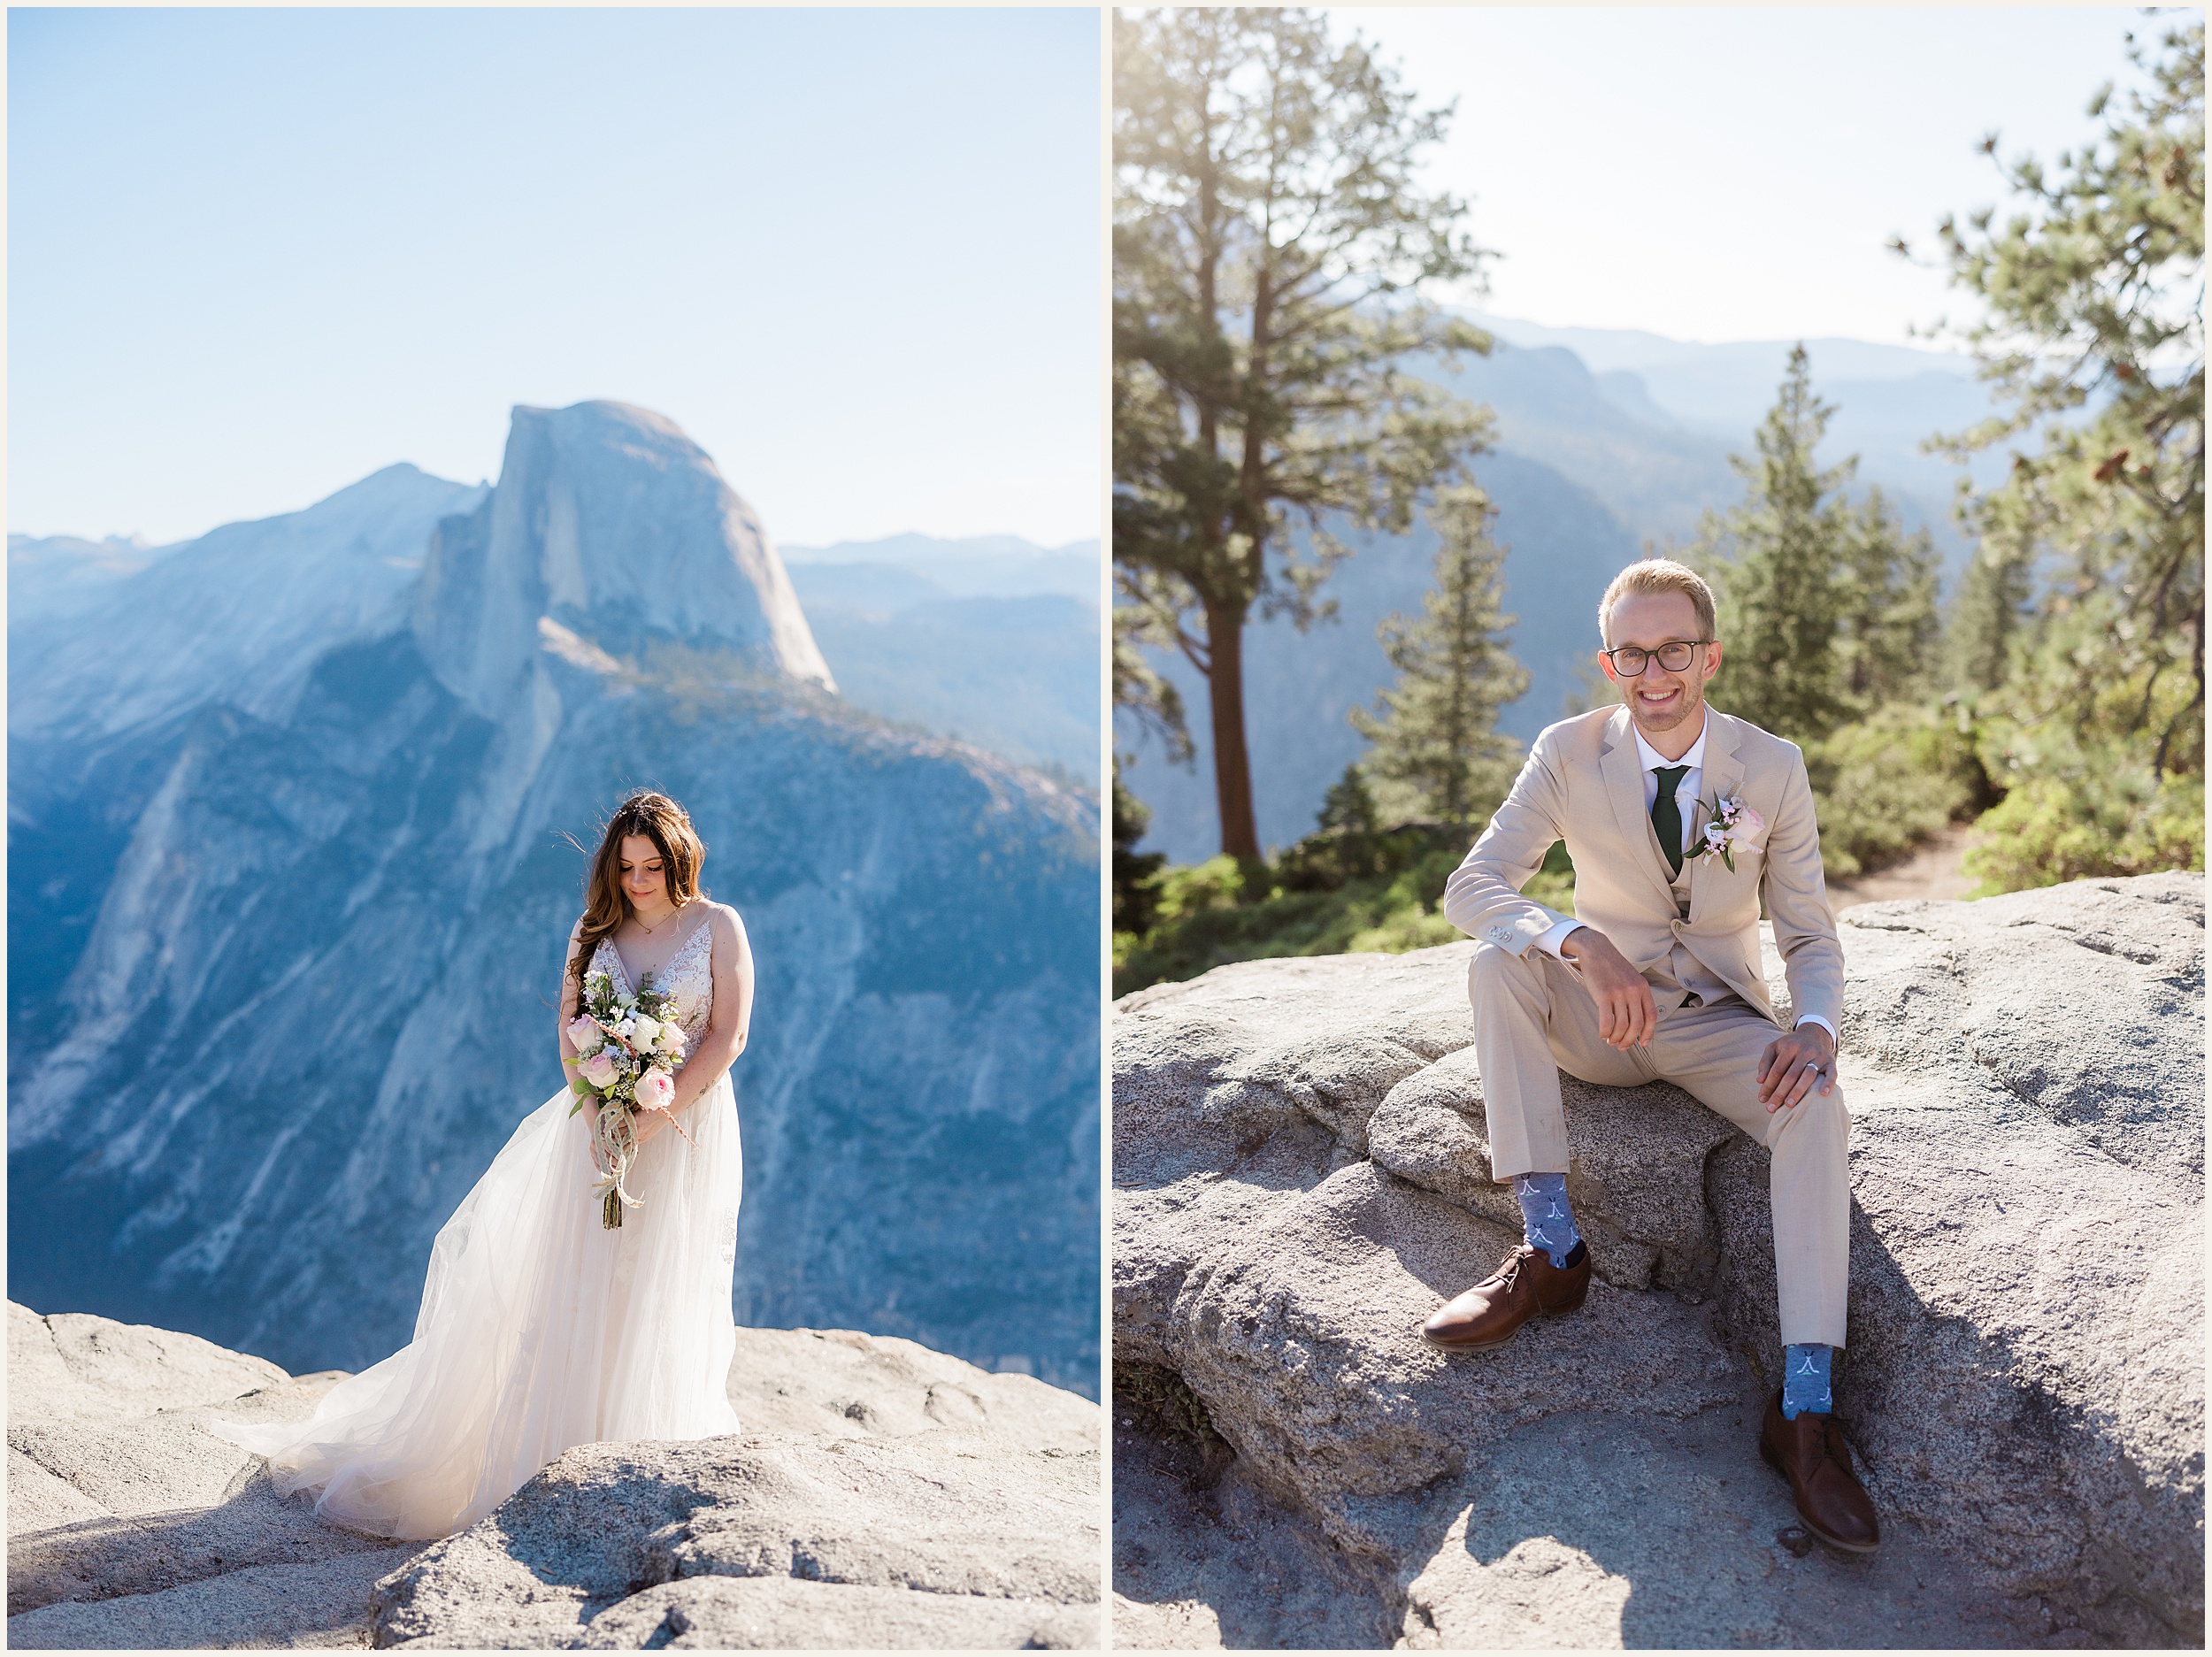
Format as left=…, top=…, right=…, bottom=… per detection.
left=1599, top=559, right=1717, bottom=647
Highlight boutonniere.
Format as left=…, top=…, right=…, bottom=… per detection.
left=1685, top=793, right=1765, bottom=872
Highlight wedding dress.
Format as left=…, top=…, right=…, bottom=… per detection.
left=216, top=916, right=742, bottom=1540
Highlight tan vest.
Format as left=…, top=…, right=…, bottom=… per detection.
left=1653, top=857, right=1736, bottom=1007
left=1442, top=705, right=1847, bottom=1036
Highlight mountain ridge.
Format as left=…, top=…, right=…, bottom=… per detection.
left=9, top=401, right=1101, bottom=1396
left=1121, top=321, right=2002, bottom=861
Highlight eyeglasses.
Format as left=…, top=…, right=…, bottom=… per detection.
left=1601, top=640, right=1711, bottom=676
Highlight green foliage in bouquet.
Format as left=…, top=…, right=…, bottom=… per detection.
left=566, top=970, right=680, bottom=1116
left=568, top=968, right=689, bottom=1229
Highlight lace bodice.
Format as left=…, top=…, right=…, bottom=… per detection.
left=589, top=910, right=715, bottom=1047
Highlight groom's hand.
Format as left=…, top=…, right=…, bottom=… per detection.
left=1560, top=929, right=1655, bottom=1049
left=1758, top=1023, right=1836, bottom=1113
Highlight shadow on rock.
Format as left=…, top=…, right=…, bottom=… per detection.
left=1112, top=874, right=2204, bottom=1650
left=11, top=1311, right=1104, bottom=1651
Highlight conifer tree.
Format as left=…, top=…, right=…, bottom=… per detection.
left=1317, top=763, right=1381, bottom=836
left=1114, top=8, right=1491, bottom=861
left=1944, top=536, right=2035, bottom=696
left=1911, top=18, right=2203, bottom=886
left=1691, top=347, right=1853, bottom=740
left=1112, top=606, right=1193, bottom=765
left=1349, top=487, right=1529, bottom=828
left=1111, top=757, right=1168, bottom=937
left=1837, top=487, right=1943, bottom=707
left=1692, top=347, right=1940, bottom=741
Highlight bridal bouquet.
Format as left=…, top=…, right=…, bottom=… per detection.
left=566, top=968, right=692, bottom=1229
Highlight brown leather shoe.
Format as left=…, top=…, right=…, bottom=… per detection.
left=1422, top=1242, right=1591, bottom=1350
left=1759, top=1389, right=1881, bottom=1553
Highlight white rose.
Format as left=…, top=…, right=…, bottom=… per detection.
left=631, top=1015, right=662, bottom=1047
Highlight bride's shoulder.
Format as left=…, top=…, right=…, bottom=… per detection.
left=696, top=898, right=745, bottom=934
left=692, top=900, right=747, bottom=952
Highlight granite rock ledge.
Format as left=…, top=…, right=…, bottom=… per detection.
left=1112, top=873, right=2203, bottom=1649
left=8, top=1306, right=1102, bottom=1650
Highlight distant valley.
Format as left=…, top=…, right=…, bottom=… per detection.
left=783, top=534, right=1100, bottom=785
left=1119, top=318, right=2006, bottom=863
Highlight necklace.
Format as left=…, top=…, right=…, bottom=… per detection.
left=631, top=898, right=682, bottom=934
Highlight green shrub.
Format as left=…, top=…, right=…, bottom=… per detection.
left=1149, top=855, right=1250, bottom=922
left=1111, top=763, right=1170, bottom=937
left=1113, top=829, right=1577, bottom=997
left=1804, top=702, right=1980, bottom=878
left=1963, top=770, right=2206, bottom=895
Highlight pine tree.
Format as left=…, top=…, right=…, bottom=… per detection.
left=1691, top=346, right=1854, bottom=741
left=1112, top=603, right=1193, bottom=765
left=1349, top=487, right=1529, bottom=829
left=1837, top=487, right=1942, bottom=707
left=1111, top=757, right=1168, bottom=938
left=1912, top=18, right=2203, bottom=887
left=1944, top=535, right=2036, bottom=696
left=1114, top=8, right=1492, bottom=860
left=1317, top=763, right=1381, bottom=836
left=1693, top=347, right=1941, bottom=741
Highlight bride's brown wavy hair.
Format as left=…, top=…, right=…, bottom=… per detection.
left=570, top=792, right=708, bottom=993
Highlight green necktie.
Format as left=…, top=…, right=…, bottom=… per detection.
left=1652, top=764, right=1690, bottom=878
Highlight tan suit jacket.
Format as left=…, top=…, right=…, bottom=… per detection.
left=1441, top=704, right=1844, bottom=1033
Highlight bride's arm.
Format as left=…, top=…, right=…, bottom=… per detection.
left=557, top=921, right=600, bottom=1133
left=634, top=905, right=753, bottom=1143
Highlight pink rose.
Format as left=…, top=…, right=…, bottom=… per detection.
left=579, top=1050, right=619, bottom=1090
left=636, top=1069, right=676, bottom=1112
left=566, top=1016, right=604, bottom=1053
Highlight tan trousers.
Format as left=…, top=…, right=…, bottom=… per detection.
left=1468, top=943, right=1850, bottom=1348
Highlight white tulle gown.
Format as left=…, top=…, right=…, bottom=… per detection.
left=217, top=920, right=742, bottom=1540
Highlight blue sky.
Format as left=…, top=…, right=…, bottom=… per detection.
left=1363, top=7, right=2161, bottom=347
left=10, top=8, right=1102, bottom=548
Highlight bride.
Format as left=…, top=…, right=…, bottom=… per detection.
left=217, top=792, right=754, bottom=1540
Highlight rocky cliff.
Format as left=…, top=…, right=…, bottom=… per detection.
left=1113, top=874, right=2203, bottom=1647
left=6, top=1300, right=1101, bottom=1649
left=9, top=401, right=1100, bottom=1395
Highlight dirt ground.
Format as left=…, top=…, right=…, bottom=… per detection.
left=1825, top=825, right=1975, bottom=908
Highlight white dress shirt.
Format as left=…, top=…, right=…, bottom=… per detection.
left=1532, top=710, right=1835, bottom=1040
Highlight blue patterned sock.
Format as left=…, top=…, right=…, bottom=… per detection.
left=1511, top=1172, right=1582, bottom=1269
left=1781, top=1343, right=1834, bottom=1418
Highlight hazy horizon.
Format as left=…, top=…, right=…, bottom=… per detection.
left=12, top=298, right=1976, bottom=552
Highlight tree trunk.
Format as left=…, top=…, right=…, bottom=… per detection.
left=1203, top=594, right=1261, bottom=860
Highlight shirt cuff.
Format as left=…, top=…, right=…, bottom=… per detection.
left=1794, top=1013, right=1837, bottom=1042
left=1534, top=918, right=1586, bottom=959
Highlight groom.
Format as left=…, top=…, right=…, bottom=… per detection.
left=1427, top=557, right=1878, bottom=1553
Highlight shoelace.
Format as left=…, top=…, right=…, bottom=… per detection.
left=1491, top=1247, right=1540, bottom=1294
